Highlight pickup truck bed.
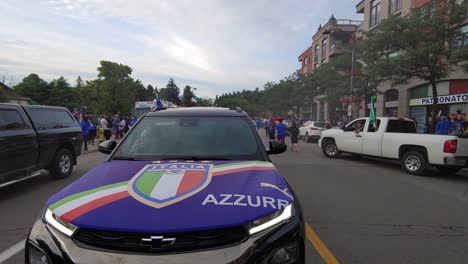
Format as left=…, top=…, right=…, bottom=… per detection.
left=319, top=117, right=468, bottom=175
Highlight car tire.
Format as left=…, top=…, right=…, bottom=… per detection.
left=50, top=148, right=74, bottom=179
left=436, top=166, right=463, bottom=176
left=322, top=141, right=340, bottom=158
left=401, top=151, right=427, bottom=176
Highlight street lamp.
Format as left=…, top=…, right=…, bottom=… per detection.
left=322, top=28, right=356, bottom=121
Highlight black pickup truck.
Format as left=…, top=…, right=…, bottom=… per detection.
left=0, top=104, right=82, bottom=187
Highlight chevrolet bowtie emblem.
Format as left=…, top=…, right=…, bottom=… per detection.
left=141, top=236, right=176, bottom=249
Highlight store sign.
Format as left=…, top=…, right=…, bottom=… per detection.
left=409, top=94, right=468, bottom=106
left=385, top=101, right=399, bottom=108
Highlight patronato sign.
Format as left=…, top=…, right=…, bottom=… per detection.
left=409, top=94, right=468, bottom=106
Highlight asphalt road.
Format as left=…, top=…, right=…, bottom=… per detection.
left=1, top=137, right=468, bottom=263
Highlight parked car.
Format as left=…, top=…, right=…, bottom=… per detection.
left=27, top=107, right=305, bottom=264
left=319, top=117, right=468, bottom=175
left=299, top=121, right=326, bottom=142
left=0, top=104, right=82, bottom=187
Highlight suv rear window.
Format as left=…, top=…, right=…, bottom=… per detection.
left=386, top=120, right=417, bottom=133
left=313, top=122, right=326, bottom=128
left=0, top=110, right=27, bottom=130
left=28, top=108, right=76, bottom=128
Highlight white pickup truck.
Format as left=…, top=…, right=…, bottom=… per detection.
left=319, top=117, right=468, bottom=175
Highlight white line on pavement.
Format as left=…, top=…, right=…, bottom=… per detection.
left=0, top=239, right=25, bottom=263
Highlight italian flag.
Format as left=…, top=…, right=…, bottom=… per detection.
left=190, top=95, right=201, bottom=104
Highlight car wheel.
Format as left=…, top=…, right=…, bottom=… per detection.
left=401, top=151, right=427, bottom=176
left=305, top=133, right=310, bottom=142
left=436, top=166, right=463, bottom=175
left=322, top=141, right=340, bottom=158
left=50, top=148, right=74, bottom=179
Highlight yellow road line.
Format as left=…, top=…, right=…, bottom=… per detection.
left=305, top=223, right=340, bottom=264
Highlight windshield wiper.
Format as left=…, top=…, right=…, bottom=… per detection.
left=112, top=156, right=135, bottom=160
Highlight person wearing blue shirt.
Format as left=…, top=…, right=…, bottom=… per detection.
left=130, top=116, right=137, bottom=127
left=87, top=119, right=96, bottom=145
left=80, top=115, right=90, bottom=151
left=276, top=119, right=287, bottom=143
left=436, top=116, right=450, bottom=135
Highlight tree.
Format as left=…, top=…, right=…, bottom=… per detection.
left=361, top=0, right=468, bottom=132
left=96, top=60, right=135, bottom=114
left=135, top=79, right=153, bottom=101
left=160, top=78, right=181, bottom=105
left=182, top=85, right=194, bottom=106
left=49, top=76, right=72, bottom=107
left=147, top=84, right=155, bottom=99
left=14, top=74, right=51, bottom=105
left=76, top=76, right=84, bottom=88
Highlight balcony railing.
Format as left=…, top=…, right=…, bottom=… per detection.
left=329, top=42, right=348, bottom=56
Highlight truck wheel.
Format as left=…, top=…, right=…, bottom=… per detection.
left=322, top=141, right=340, bottom=158
left=402, top=151, right=427, bottom=176
left=50, top=149, right=74, bottom=179
left=436, top=166, right=463, bottom=176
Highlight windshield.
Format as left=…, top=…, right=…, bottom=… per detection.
left=313, top=122, right=326, bottom=128
left=113, top=116, right=263, bottom=161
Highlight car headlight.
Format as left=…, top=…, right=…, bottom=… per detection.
left=248, top=204, right=293, bottom=235
left=44, top=209, right=77, bottom=237
left=27, top=243, right=51, bottom=264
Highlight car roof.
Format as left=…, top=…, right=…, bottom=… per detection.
left=145, top=107, right=248, bottom=117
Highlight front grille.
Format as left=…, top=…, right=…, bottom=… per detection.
left=73, top=226, right=248, bottom=254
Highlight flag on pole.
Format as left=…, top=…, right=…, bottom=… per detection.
left=369, top=95, right=377, bottom=127
left=154, top=94, right=164, bottom=109
left=190, top=95, right=201, bottom=104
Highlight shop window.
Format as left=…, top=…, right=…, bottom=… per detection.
left=411, top=85, right=428, bottom=99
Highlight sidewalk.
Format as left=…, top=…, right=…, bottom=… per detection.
left=81, top=141, right=100, bottom=155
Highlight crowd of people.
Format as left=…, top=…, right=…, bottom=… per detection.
left=72, top=108, right=137, bottom=151
left=430, top=110, right=467, bottom=135
left=253, top=117, right=300, bottom=152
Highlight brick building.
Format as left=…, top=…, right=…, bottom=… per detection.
left=356, top=0, right=468, bottom=132
left=298, top=15, right=362, bottom=121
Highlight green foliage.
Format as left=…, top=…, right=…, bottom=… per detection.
left=159, top=78, right=181, bottom=104
left=361, top=0, right=468, bottom=131
left=14, top=74, right=52, bottom=105
left=182, top=85, right=194, bottom=106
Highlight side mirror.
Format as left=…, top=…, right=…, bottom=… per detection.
left=267, top=140, right=287, bottom=155
left=98, top=140, right=117, bottom=154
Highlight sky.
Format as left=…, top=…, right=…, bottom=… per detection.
left=0, top=0, right=362, bottom=98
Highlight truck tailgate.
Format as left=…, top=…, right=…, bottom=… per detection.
left=457, top=137, right=468, bottom=156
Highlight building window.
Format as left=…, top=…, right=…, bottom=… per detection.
left=314, top=45, right=319, bottom=63
left=452, top=25, right=468, bottom=48
left=321, top=58, right=326, bottom=65
left=389, top=0, right=401, bottom=14
left=314, top=63, right=319, bottom=69
left=321, top=38, right=327, bottom=58
left=370, top=0, right=381, bottom=27
left=304, top=56, right=308, bottom=65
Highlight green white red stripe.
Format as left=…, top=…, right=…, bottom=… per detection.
left=49, top=181, right=129, bottom=222
left=137, top=169, right=206, bottom=200
left=213, top=161, right=275, bottom=176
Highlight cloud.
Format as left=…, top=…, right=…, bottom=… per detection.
left=0, top=0, right=363, bottom=97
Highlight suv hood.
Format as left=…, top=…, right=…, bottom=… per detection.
left=46, top=160, right=294, bottom=233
